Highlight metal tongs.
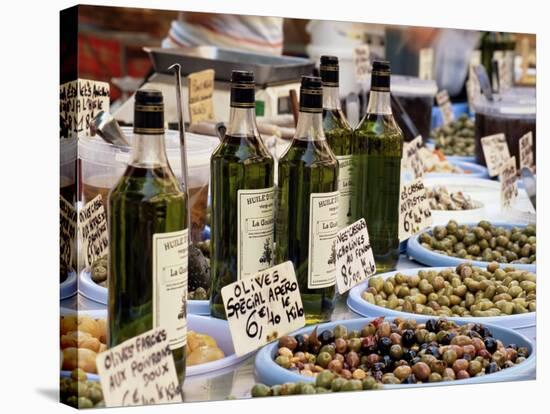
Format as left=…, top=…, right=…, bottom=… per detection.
left=91, top=111, right=129, bottom=147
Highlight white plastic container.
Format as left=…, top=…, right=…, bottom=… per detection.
left=78, top=127, right=218, bottom=242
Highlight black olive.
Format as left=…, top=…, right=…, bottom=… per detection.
left=411, top=357, right=421, bottom=365
left=425, top=345, right=440, bottom=358
left=463, top=353, right=472, bottom=361
left=508, top=343, right=518, bottom=350
left=294, top=334, right=307, bottom=352
left=439, top=332, right=453, bottom=345
left=467, top=330, right=482, bottom=339
left=401, top=330, right=416, bottom=347
left=378, top=337, right=393, bottom=354
left=403, top=349, right=417, bottom=362
left=382, top=355, right=393, bottom=370
left=318, top=330, right=334, bottom=345
left=373, top=370, right=383, bottom=382
left=474, top=324, right=492, bottom=338
left=425, top=319, right=438, bottom=332
left=402, top=374, right=417, bottom=384
left=419, top=342, right=430, bottom=351
left=373, top=362, right=385, bottom=372
left=485, top=362, right=498, bottom=374
left=484, top=337, right=498, bottom=353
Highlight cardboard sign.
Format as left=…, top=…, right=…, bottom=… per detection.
left=403, top=135, right=425, bottom=179
left=334, top=218, right=376, bottom=294
left=96, top=327, right=182, bottom=407
left=418, top=48, right=434, bottom=80
left=399, top=178, right=433, bottom=241
left=59, top=79, right=110, bottom=138
left=481, top=133, right=511, bottom=177
left=60, top=196, right=76, bottom=269
left=187, top=69, right=215, bottom=124
left=353, top=45, right=371, bottom=82
left=493, top=50, right=514, bottom=90
left=500, top=156, right=518, bottom=209
left=519, top=131, right=534, bottom=172
left=78, top=194, right=109, bottom=268
left=436, top=90, right=455, bottom=125
left=221, top=261, right=305, bottom=356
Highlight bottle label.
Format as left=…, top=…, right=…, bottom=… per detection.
left=237, top=187, right=275, bottom=280
left=336, top=155, right=353, bottom=229
left=152, top=229, right=188, bottom=351
left=308, top=191, right=339, bottom=289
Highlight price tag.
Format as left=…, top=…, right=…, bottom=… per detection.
left=78, top=194, right=109, bottom=268
left=436, top=90, right=455, bottom=125
left=467, top=51, right=482, bottom=111
left=60, top=196, right=76, bottom=269
left=519, top=131, right=534, bottom=172
left=59, top=79, right=110, bottom=138
left=418, top=48, right=434, bottom=80
left=399, top=178, right=433, bottom=241
left=334, top=218, right=376, bottom=294
left=353, top=45, right=371, bottom=82
left=187, top=69, right=215, bottom=125
left=500, top=156, right=518, bottom=209
left=221, top=261, right=305, bottom=356
left=481, top=133, right=511, bottom=177
left=96, top=327, right=182, bottom=407
left=403, top=135, right=425, bottom=179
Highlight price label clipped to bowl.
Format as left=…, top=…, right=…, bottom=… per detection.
left=403, top=135, right=425, bottom=179
left=481, top=133, right=511, bottom=177
left=500, top=156, right=518, bottom=209
left=399, top=177, right=433, bottom=241
left=221, top=261, right=305, bottom=356
left=334, top=218, right=376, bottom=294
left=187, top=69, right=215, bottom=125
left=436, top=90, right=455, bottom=125
left=78, top=194, right=109, bottom=268
left=96, top=327, right=183, bottom=407
left=353, top=45, right=371, bottom=82
left=519, top=131, right=534, bottom=172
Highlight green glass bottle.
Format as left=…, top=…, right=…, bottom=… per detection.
left=108, top=89, right=188, bottom=385
left=276, top=76, right=339, bottom=325
left=320, top=55, right=354, bottom=228
left=210, top=71, right=275, bottom=319
left=352, top=61, right=404, bottom=273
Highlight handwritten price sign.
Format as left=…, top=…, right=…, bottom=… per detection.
left=353, top=45, right=371, bottom=82
left=481, top=133, right=511, bottom=177
left=519, top=131, right=534, bottom=172
left=403, top=135, right=425, bottom=179
left=500, top=156, right=518, bottom=209
left=187, top=69, right=215, bottom=124
left=399, top=178, right=433, bottom=241
left=436, top=90, right=455, bottom=125
left=78, top=194, right=109, bottom=268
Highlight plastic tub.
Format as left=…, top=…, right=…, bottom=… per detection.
left=407, top=222, right=536, bottom=272
left=254, top=317, right=535, bottom=387
left=78, top=127, right=218, bottom=243
left=347, top=266, right=536, bottom=342
left=60, top=137, right=77, bottom=205
left=60, top=269, right=77, bottom=300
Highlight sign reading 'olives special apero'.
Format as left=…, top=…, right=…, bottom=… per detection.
left=78, top=194, right=109, bottom=268
left=221, top=261, right=306, bottom=356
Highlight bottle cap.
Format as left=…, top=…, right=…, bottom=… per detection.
left=230, top=70, right=255, bottom=108
left=299, top=75, right=323, bottom=113
left=371, top=60, right=391, bottom=92
left=320, top=55, right=339, bottom=87
left=134, top=89, right=164, bottom=135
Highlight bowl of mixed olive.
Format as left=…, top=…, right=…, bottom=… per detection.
left=347, top=263, right=535, bottom=340
left=431, top=114, right=476, bottom=160
left=254, top=317, right=534, bottom=389
left=407, top=220, right=536, bottom=272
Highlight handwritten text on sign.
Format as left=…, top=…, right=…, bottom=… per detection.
left=418, top=48, right=434, bottom=80
left=221, top=261, right=305, bottom=356
left=436, top=90, right=455, bottom=125
left=60, top=196, right=77, bottom=269
left=399, top=178, right=433, bottom=241
left=334, top=218, right=376, bottom=294
left=353, top=45, right=371, bottom=82
left=403, top=135, right=425, bottom=179
left=500, top=156, right=518, bottom=209
left=59, top=79, right=110, bottom=138
left=96, top=327, right=182, bottom=407
left=519, top=131, right=534, bottom=172
left=187, top=69, right=215, bottom=124
left=481, top=133, right=511, bottom=177
left=78, top=194, right=109, bottom=268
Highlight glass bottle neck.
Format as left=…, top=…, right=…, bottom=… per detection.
left=323, top=86, right=341, bottom=110
left=130, top=133, right=169, bottom=167
left=295, top=111, right=325, bottom=141
left=366, top=90, right=392, bottom=115
left=226, top=106, right=259, bottom=137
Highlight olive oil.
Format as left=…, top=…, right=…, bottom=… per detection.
left=320, top=55, right=354, bottom=228
left=352, top=61, right=403, bottom=273
left=210, top=71, right=275, bottom=319
left=276, top=76, right=339, bottom=324
left=108, top=89, right=188, bottom=385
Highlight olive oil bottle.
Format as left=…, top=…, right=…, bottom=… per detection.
left=320, top=55, right=354, bottom=228
left=352, top=61, right=404, bottom=272
left=276, top=76, right=339, bottom=324
left=108, top=89, right=188, bottom=385
left=210, top=71, right=275, bottom=319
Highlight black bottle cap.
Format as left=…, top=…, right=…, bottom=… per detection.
left=230, top=70, right=255, bottom=108
left=134, top=89, right=164, bottom=135
left=320, top=55, right=339, bottom=87
left=371, top=60, right=391, bottom=92
left=299, top=75, right=323, bottom=113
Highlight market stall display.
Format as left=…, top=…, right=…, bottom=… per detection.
left=432, top=114, right=476, bottom=158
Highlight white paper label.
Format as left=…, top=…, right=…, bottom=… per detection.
left=335, top=218, right=376, bottom=294
left=399, top=178, right=433, bottom=241
left=353, top=45, right=371, bottom=81
left=418, top=48, right=434, bottom=80
left=60, top=196, right=77, bottom=269
left=96, top=327, right=182, bottom=407
left=308, top=191, right=339, bottom=289
left=152, top=229, right=188, bottom=351
left=481, top=133, right=511, bottom=177
left=78, top=194, right=109, bottom=268
left=500, top=156, right=518, bottom=209
left=336, top=155, right=353, bottom=228
left=403, top=135, right=425, bottom=179
left=187, top=69, right=215, bottom=124
left=436, top=90, right=455, bottom=125
left=467, top=51, right=482, bottom=111
left=237, top=187, right=275, bottom=280
left=221, top=261, right=306, bottom=356
left=519, top=131, right=534, bottom=172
